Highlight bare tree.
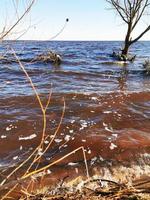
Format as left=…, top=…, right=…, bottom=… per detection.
left=107, top=0, right=150, bottom=58
left=0, top=0, right=36, bottom=41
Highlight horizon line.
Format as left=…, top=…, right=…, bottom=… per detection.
left=3, top=39, right=150, bottom=42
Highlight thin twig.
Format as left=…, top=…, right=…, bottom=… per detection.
left=22, top=146, right=89, bottom=180
left=0, top=0, right=36, bottom=40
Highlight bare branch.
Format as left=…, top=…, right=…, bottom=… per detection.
left=0, top=0, right=36, bottom=40
left=131, top=25, right=150, bottom=43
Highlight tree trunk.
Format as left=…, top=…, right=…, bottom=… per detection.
left=121, top=22, right=132, bottom=56
left=121, top=42, right=131, bottom=56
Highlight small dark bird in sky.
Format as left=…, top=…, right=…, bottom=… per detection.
left=66, top=18, right=69, bottom=22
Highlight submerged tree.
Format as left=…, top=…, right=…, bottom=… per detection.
left=107, top=0, right=150, bottom=59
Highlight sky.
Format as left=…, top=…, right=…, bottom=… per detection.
left=0, top=0, right=150, bottom=41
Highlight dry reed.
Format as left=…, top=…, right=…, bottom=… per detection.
left=0, top=49, right=89, bottom=199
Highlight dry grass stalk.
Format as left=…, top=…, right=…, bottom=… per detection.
left=22, top=146, right=89, bottom=180
left=0, top=49, right=89, bottom=199
left=1, top=183, right=19, bottom=200
left=0, top=48, right=49, bottom=187
left=16, top=177, right=150, bottom=200
left=0, top=0, right=36, bottom=41
left=23, top=97, right=65, bottom=176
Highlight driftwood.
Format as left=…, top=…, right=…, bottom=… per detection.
left=0, top=51, right=62, bottom=65
left=35, top=51, right=62, bottom=65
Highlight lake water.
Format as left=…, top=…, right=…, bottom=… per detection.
left=0, top=41, right=150, bottom=183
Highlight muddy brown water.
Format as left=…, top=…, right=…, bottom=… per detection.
left=0, top=41, right=150, bottom=187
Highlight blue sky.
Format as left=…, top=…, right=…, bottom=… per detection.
left=0, top=0, right=150, bottom=40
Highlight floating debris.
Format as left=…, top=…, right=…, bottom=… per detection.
left=69, top=130, right=74, bottom=134
left=44, top=140, right=49, bottom=144
left=19, top=146, right=23, bottom=150
left=103, top=122, right=107, bottom=127
left=19, top=133, right=37, bottom=140
left=105, top=126, right=113, bottom=132
left=75, top=168, right=79, bottom=174
left=47, top=170, right=52, bottom=174
left=13, top=156, right=19, bottom=160
left=103, top=122, right=114, bottom=132
left=80, top=120, right=88, bottom=130
left=103, top=110, right=112, bottom=114
left=1, top=135, right=7, bottom=139
left=112, top=134, right=118, bottom=138
left=109, top=143, right=117, bottom=150
left=90, top=157, right=98, bottom=165
left=6, top=127, right=11, bottom=131
left=90, top=110, right=95, bottom=113
left=54, top=138, right=63, bottom=143
left=91, top=97, right=98, bottom=101
left=6, top=124, right=17, bottom=131
left=87, top=149, right=92, bottom=154
left=35, top=51, right=62, bottom=65
left=38, top=148, right=43, bottom=156
left=65, top=135, right=71, bottom=142
left=70, top=119, right=75, bottom=124
left=68, top=162, right=78, bottom=166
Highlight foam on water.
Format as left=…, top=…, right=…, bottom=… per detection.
left=0, top=41, right=149, bottom=182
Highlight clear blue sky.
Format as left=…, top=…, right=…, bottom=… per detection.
left=0, top=0, right=150, bottom=40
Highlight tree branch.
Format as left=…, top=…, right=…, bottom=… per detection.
left=131, top=25, right=150, bottom=44
left=0, top=0, right=35, bottom=40
left=132, top=0, right=149, bottom=31
left=106, top=0, right=129, bottom=23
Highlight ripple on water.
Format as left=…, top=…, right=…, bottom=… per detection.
left=0, top=41, right=150, bottom=181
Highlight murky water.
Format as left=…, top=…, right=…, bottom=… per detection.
left=0, top=41, right=150, bottom=180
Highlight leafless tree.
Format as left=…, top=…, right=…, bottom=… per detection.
left=107, top=0, right=150, bottom=57
left=0, top=0, right=36, bottom=41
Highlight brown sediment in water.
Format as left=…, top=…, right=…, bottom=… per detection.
left=0, top=73, right=150, bottom=199
left=0, top=91, right=150, bottom=171
left=0, top=41, right=150, bottom=199
left=0, top=91, right=150, bottom=155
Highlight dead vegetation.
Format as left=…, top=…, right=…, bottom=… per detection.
left=0, top=50, right=62, bottom=65
left=18, top=176, right=150, bottom=200
left=0, top=1, right=149, bottom=199
left=34, top=51, right=62, bottom=65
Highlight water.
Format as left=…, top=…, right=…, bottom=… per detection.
left=0, top=41, right=150, bottom=181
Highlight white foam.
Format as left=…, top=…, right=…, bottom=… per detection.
left=13, top=156, right=18, bottom=160
left=1, top=135, right=7, bottom=139
left=65, top=135, right=71, bottom=141
left=69, top=130, right=74, bottom=134
left=110, top=143, right=117, bottom=150
left=68, top=162, right=78, bottom=166
left=19, top=134, right=37, bottom=141
left=54, top=139, right=63, bottom=143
